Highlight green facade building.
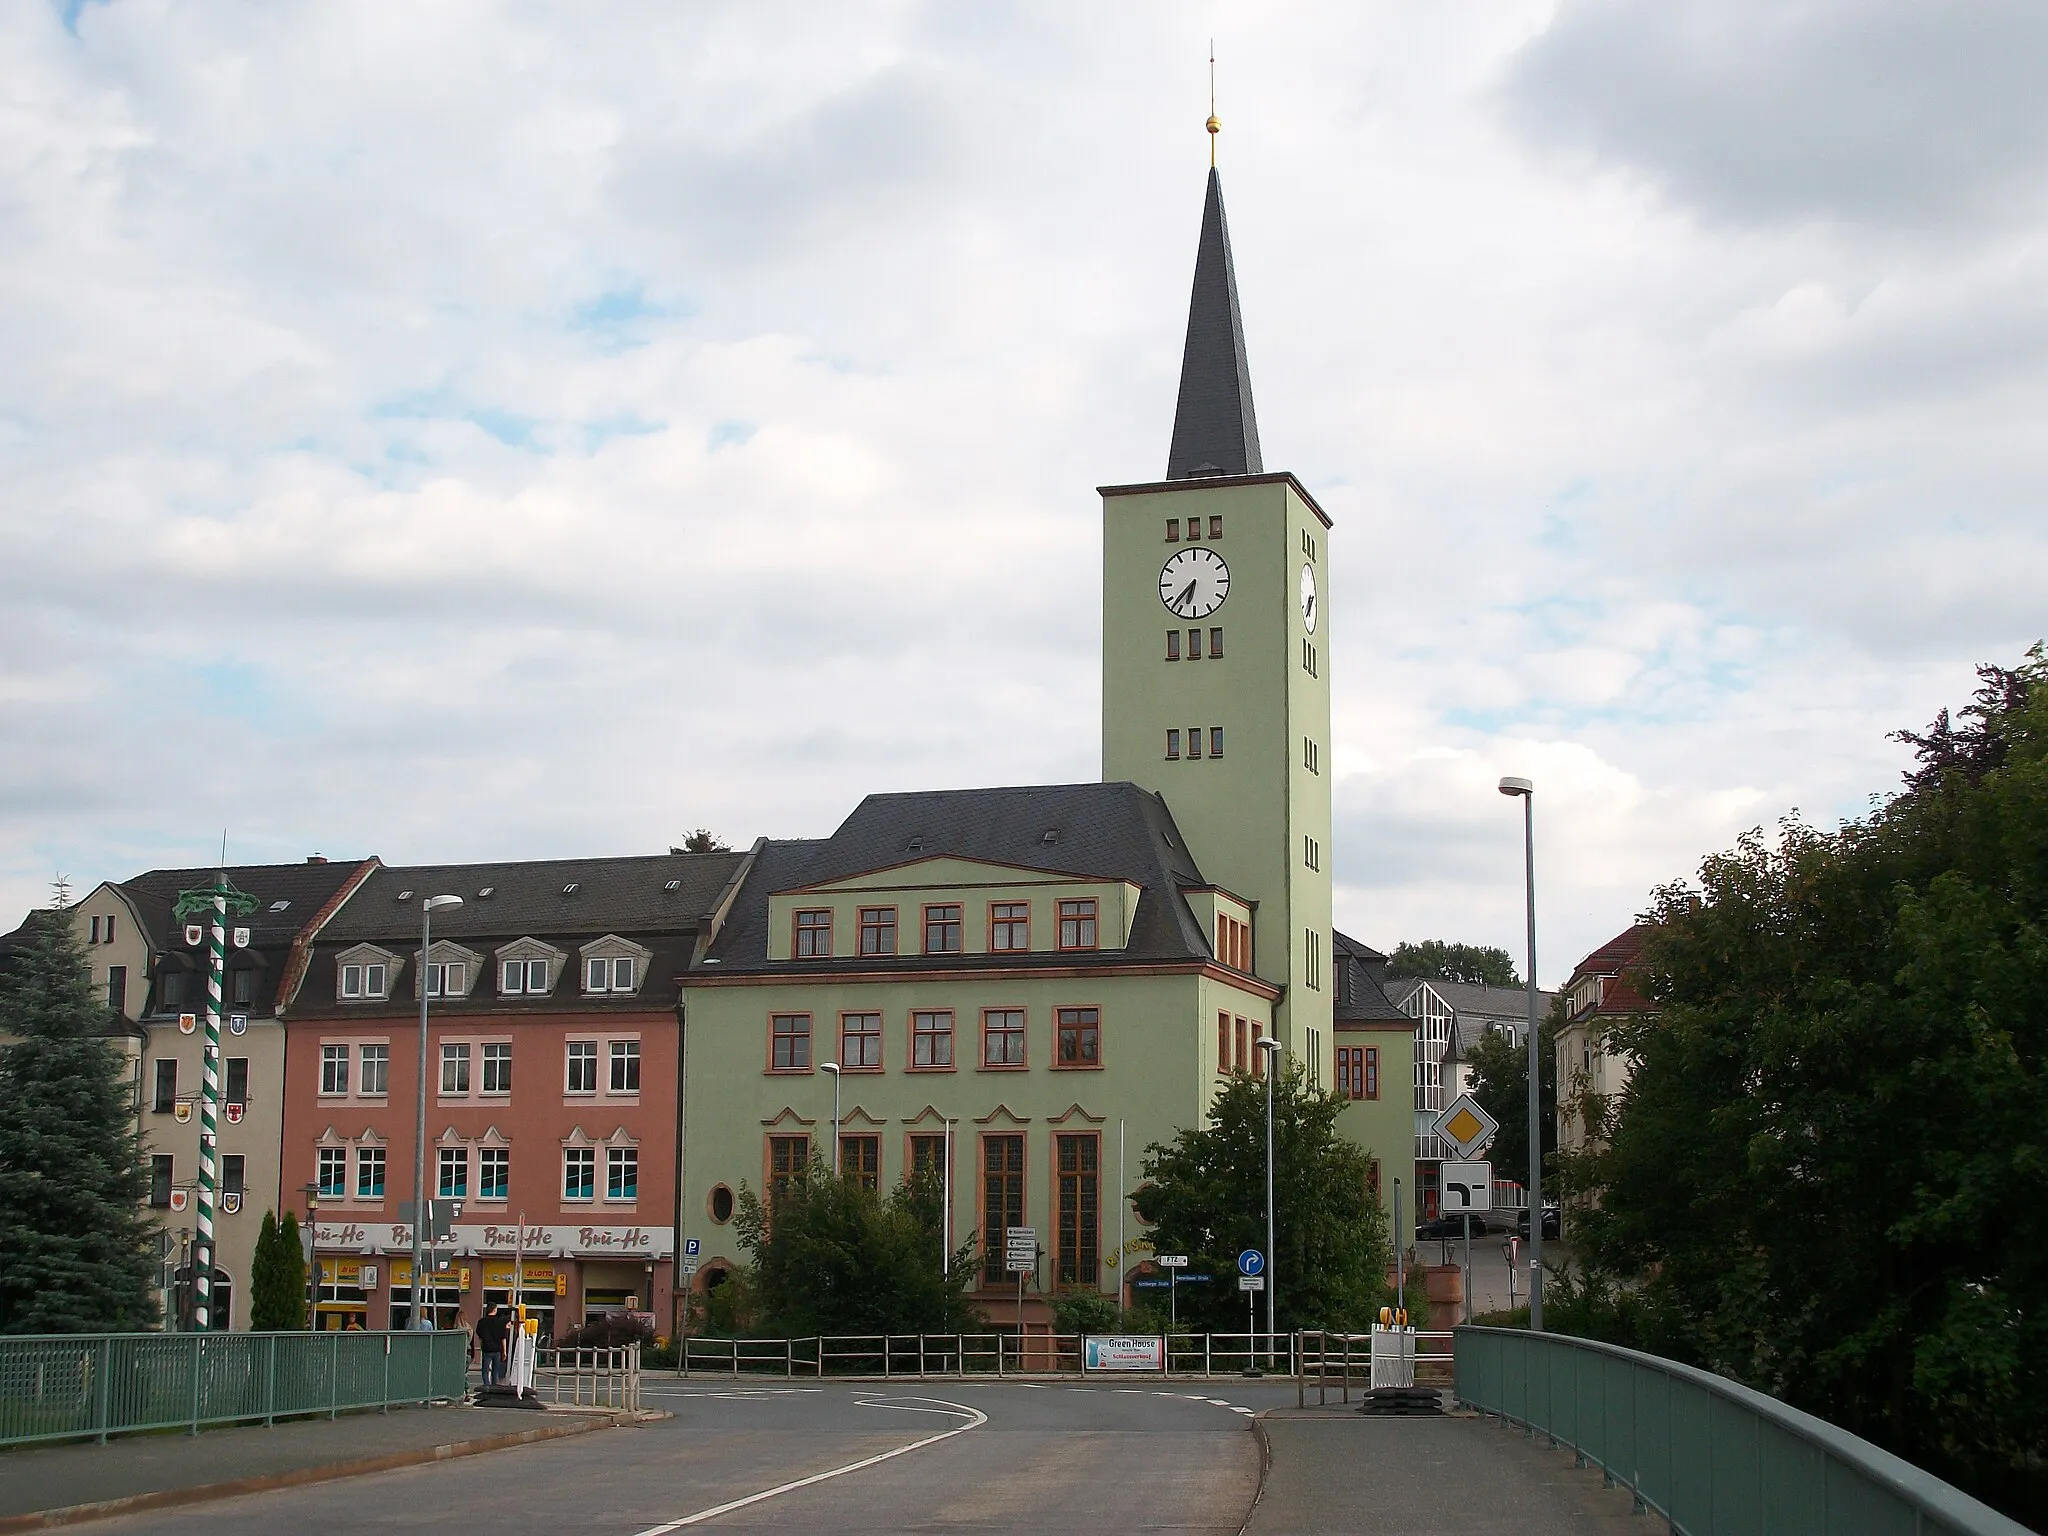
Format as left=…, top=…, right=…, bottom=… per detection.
left=679, top=164, right=1414, bottom=1325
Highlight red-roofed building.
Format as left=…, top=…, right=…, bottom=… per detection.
left=1556, top=924, right=1660, bottom=1155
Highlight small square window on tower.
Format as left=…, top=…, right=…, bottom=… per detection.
left=1209, top=627, right=1224, bottom=657
left=1187, top=628, right=1202, bottom=659
left=1165, top=518, right=1179, bottom=542
left=1208, top=515, right=1223, bottom=539
left=1165, top=630, right=1181, bottom=661
left=1210, top=727, right=1225, bottom=758
left=1186, top=517, right=1201, bottom=540
left=1187, top=727, right=1202, bottom=760
left=1165, top=729, right=1180, bottom=760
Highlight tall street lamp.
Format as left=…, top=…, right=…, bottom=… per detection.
left=820, top=1062, right=841, bottom=1176
left=1498, top=776, right=1543, bottom=1331
left=1254, top=1035, right=1282, bottom=1365
left=412, top=892, right=463, bottom=1329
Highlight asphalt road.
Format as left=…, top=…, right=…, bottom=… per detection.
left=83, top=1379, right=1284, bottom=1535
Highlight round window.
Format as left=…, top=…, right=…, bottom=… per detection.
left=708, top=1184, right=735, bottom=1224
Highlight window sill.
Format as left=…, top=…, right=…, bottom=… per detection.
left=765, top=1067, right=814, bottom=1076
left=830, top=1066, right=883, bottom=1075
left=977, top=1062, right=1029, bottom=1072
left=905, top=1064, right=958, bottom=1074
left=1051, top=1062, right=1104, bottom=1072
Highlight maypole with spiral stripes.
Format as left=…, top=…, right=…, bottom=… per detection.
left=174, top=873, right=257, bottom=1331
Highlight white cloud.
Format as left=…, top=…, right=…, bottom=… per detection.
left=1, top=1, right=2041, bottom=980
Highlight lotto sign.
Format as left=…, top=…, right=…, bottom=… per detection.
left=1083, top=1335, right=1166, bottom=1372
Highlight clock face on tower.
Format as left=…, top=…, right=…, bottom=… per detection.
left=1299, top=563, right=1318, bottom=633
left=1159, top=547, right=1230, bottom=620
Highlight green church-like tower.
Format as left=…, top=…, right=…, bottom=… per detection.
left=1100, top=165, right=1335, bottom=1088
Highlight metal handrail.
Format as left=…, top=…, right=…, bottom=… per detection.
left=537, top=1344, right=640, bottom=1411
left=1296, top=1328, right=1456, bottom=1405
left=0, top=1331, right=468, bottom=1449
left=1453, top=1326, right=2033, bottom=1536
left=675, top=1331, right=1299, bottom=1379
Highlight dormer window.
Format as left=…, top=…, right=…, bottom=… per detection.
left=587, top=957, right=635, bottom=993
left=424, top=962, right=465, bottom=998
left=338, top=950, right=393, bottom=1001
left=502, top=959, right=550, bottom=995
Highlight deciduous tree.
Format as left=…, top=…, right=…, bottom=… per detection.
left=1387, top=940, right=1520, bottom=988
left=1133, top=1065, right=1390, bottom=1333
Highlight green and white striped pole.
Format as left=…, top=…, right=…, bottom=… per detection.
left=176, top=874, right=256, bottom=1334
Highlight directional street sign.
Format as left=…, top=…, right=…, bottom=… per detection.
left=1237, top=1249, right=1265, bottom=1278
left=1239, top=1275, right=1265, bottom=1291
left=1157, top=1254, right=1189, bottom=1269
left=1432, top=1094, right=1500, bottom=1159
left=1442, top=1160, right=1493, bottom=1214
left=1005, top=1227, right=1037, bottom=1273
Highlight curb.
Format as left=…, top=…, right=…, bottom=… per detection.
left=0, top=1410, right=641, bottom=1532
left=1237, top=1414, right=1272, bottom=1535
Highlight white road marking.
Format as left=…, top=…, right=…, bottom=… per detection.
left=629, top=1395, right=988, bottom=1535
left=646, top=1387, right=825, bottom=1400
left=1231, top=1406, right=1255, bottom=1415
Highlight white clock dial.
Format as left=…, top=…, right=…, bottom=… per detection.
left=1158, top=547, right=1230, bottom=620
left=1300, top=563, right=1318, bottom=633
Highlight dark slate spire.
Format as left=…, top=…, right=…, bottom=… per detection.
left=1166, top=168, right=1263, bottom=480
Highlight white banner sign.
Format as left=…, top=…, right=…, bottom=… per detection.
left=1084, top=1335, right=1165, bottom=1372
left=311, top=1219, right=674, bottom=1258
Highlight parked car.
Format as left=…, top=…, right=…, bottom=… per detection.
left=1517, top=1206, right=1563, bottom=1240
left=1416, top=1213, right=1487, bottom=1241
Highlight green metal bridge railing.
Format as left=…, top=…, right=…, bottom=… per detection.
left=1453, top=1325, right=2033, bottom=1536
left=0, top=1331, right=470, bottom=1448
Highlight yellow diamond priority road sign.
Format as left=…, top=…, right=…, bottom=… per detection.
left=1432, top=1094, right=1499, bottom=1159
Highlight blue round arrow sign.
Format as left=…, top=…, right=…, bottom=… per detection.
left=1237, top=1249, right=1264, bottom=1277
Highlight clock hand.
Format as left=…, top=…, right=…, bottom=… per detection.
left=1177, top=580, right=1198, bottom=612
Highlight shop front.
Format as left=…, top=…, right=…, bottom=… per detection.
left=315, top=1256, right=374, bottom=1330
left=389, top=1256, right=466, bottom=1331
left=481, top=1259, right=562, bottom=1345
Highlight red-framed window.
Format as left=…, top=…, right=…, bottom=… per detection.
left=1251, top=1021, right=1266, bottom=1078
left=923, top=905, right=962, bottom=955
left=982, top=1134, right=1025, bottom=1286
left=768, top=1135, right=810, bottom=1203
left=770, top=1014, right=812, bottom=1071
left=839, top=1012, right=882, bottom=1069
left=982, top=1009, right=1026, bottom=1068
left=911, top=1011, right=954, bottom=1069
left=794, top=909, right=832, bottom=958
left=1058, top=899, right=1098, bottom=951
left=1218, top=1011, right=1231, bottom=1072
left=1056, top=1007, right=1100, bottom=1068
left=840, top=1134, right=880, bottom=1193
left=989, top=902, right=1030, bottom=952
left=858, top=907, right=897, bottom=956
left=1055, top=1133, right=1100, bottom=1287
left=1234, top=1016, right=1248, bottom=1073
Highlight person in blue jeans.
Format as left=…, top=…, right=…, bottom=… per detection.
left=475, top=1303, right=511, bottom=1390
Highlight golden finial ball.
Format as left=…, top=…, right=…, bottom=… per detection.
left=1206, top=114, right=1221, bottom=135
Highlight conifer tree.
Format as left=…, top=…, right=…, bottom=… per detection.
left=250, top=1210, right=308, bottom=1330
left=0, top=898, right=158, bottom=1333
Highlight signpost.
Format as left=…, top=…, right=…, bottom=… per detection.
left=1441, top=1159, right=1493, bottom=1323
left=1006, top=1227, right=1036, bottom=1335
left=1158, top=1253, right=1187, bottom=1328
left=1237, top=1250, right=1264, bottom=1341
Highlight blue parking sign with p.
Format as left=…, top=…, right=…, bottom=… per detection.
left=685, top=1238, right=701, bottom=1257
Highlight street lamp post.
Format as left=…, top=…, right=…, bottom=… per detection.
left=820, top=1062, right=841, bottom=1176
left=300, top=1183, right=320, bottom=1330
left=1254, top=1036, right=1282, bottom=1365
left=412, top=893, right=463, bottom=1330
left=1498, top=776, right=1543, bottom=1331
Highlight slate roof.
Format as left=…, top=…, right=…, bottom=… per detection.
left=291, top=851, right=750, bottom=1020
left=1332, top=929, right=1410, bottom=1024
left=117, top=861, right=375, bottom=953
left=703, top=782, right=1222, bottom=975
left=1383, top=975, right=1550, bottom=1024
left=1166, top=168, right=1263, bottom=480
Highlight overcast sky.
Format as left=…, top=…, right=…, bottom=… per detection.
left=5, top=1, right=2044, bottom=982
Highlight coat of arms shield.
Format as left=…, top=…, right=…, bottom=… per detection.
left=225, top=1102, right=245, bottom=1124
left=228, top=1013, right=248, bottom=1036
left=232, top=927, right=250, bottom=949
left=178, top=1013, right=196, bottom=1035
left=222, top=1191, right=243, bottom=1215
left=184, top=924, right=203, bottom=946
left=168, top=1188, right=189, bottom=1213
left=173, top=1101, right=192, bottom=1124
